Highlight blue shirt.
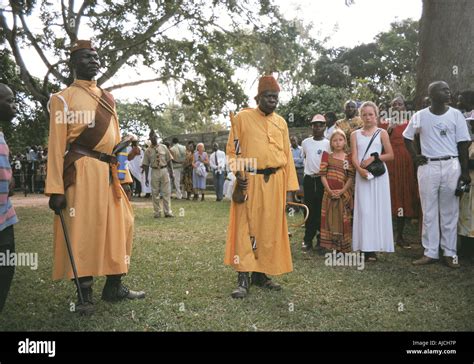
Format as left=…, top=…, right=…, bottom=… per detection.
left=291, top=146, right=304, bottom=168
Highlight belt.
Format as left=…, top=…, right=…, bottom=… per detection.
left=69, top=144, right=117, bottom=164
left=152, top=165, right=168, bottom=169
left=256, top=167, right=279, bottom=176
left=427, top=156, right=457, bottom=161
left=305, top=174, right=320, bottom=178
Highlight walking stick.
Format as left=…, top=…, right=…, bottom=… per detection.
left=58, top=210, right=85, bottom=307
left=286, top=201, right=309, bottom=227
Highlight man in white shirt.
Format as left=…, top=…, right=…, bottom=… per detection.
left=301, top=114, right=330, bottom=252
left=403, top=81, right=471, bottom=268
left=210, top=142, right=227, bottom=201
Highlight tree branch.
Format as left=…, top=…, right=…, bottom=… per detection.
left=0, top=9, right=48, bottom=105
left=17, top=12, right=68, bottom=84
left=73, top=0, right=88, bottom=38
left=104, top=77, right=171, bottom=92
left=61, top=0, right=75, bottom=42
left=97, top=8, right=178, bottom=85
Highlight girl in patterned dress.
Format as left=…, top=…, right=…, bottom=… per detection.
left=320, top=129, right=355, bottom=252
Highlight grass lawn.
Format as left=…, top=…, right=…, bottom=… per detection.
left=1, top=197, right=473, bottom=331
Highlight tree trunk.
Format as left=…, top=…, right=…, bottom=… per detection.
left=415, top=0, right=474, bottom=108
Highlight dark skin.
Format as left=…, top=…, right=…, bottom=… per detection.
left=235, top=90, right=280, bottom=192
left=344, top=101, right=357, bottom=119
left=312, top=121, right=326, bottom=140
left=0, top=84, right=17, bottom=196
left=49, top=48, right=101, bottom=214
left=404, top=81, right=471, bottom=186
left=143, top=134, right=174, bottom=187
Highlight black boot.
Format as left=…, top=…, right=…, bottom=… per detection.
left=251, top=272, right=281, bottom=290
left=101, top=274, right=145, bottom=302
left=231, top=272, right=250, bottom=299
left=75, top=276, right=94, bottom=315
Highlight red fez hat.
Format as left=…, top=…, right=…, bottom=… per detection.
left=257, top=75, right=280, bottom=97
left=70, top=40, right=95, bottom=54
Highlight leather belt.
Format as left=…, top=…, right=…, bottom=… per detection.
left=256, top=167, right=279, bottom=176
left=427, top=156, right=457, bottom=161
left=256, top=167, right=279, bottom=183
left=69, top=143, right=117, bottom=164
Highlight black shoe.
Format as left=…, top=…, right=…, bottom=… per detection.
left=302, top=241, right=313, bottom=252
left=251, top=272, right=281, bottom=290
left=231, top=272, right=249, bottom=299
left=75, top=279, right=94, bottom=315
left=102, top=278, right=145, bottom=302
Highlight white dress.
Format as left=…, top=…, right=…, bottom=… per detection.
left=352, top=129, right=394, bottom=252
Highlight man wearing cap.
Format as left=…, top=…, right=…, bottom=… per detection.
left=46, top=40, right=145, bottom=312
left=224, top=75, right=299, bottom=298
left=142, top=130, right=174, bottom=218
left=336, top=100, right=363, bottom=147
left=301, top=114, right=330, bottom=252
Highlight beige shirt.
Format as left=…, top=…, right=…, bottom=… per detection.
left=143, top=144, right=172, bottom=168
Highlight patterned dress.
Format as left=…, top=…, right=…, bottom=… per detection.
left=182, top=150, right=194, bottom=196
left=319, top=152, right=355, bottom=252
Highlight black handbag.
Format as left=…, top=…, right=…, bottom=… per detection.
left=361, top=129, right=386, bottom=177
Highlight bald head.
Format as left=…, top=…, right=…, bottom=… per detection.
left=0, top=83, right=17, bottom=122
left=428, top=81, right=451, bottom=105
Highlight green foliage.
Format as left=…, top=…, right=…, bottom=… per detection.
left=277, top=85, right=350, bottom=126
left=0, top=49, right=48, bottom=152
left=311, top=19, right=418, bottom=102
left=117, top=100, right=225, bottom=141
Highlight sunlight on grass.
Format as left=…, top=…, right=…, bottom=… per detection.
left=0, top=199, right=472, bottom=331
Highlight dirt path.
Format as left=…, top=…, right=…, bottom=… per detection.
left=10, top=194, right=153, bottom=208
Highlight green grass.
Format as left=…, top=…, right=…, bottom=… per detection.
left=1, top=198, right=473, bottom=331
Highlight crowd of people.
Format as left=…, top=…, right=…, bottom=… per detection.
left=0, top=40, right=472, bottom=312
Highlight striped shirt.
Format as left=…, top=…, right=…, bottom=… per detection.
left=0, top=132, right=18, bottom=231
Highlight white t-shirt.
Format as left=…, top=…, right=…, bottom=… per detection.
left=403, top=107, right=471, bottom=158
left=324, top=124, right=336, bottom=139
left=301, top=137, right=330, bottom=175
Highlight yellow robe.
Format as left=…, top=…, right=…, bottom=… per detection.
left=224, top=108, right=299, bottom=275
left=45, top=79, right=134, bottom=281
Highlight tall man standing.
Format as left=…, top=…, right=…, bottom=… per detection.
left=224, top=75, right=299, bottom=298
left=403, top=81, right=471, bottom=268
left=209, top=142, right=226, bottom=201
left=143, top=131, right=174, bottom=218
left=301, top=114, right=330, bottom=252
left=46, top=40, right=145, bottom=312
left=169, top=137, right=186, bottom=199
left=0, top=83, right=19, bottom=313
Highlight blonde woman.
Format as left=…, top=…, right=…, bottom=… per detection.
left=192, top=142, right=209, bottom=201
left=351, top=101, right=395, bottom=261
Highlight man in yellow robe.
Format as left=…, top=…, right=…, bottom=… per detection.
left=335, top=100, right=363, bottom=148
left=224, top=75, right=299, bottom=298
left=46, top=40, right=144, bottom=312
